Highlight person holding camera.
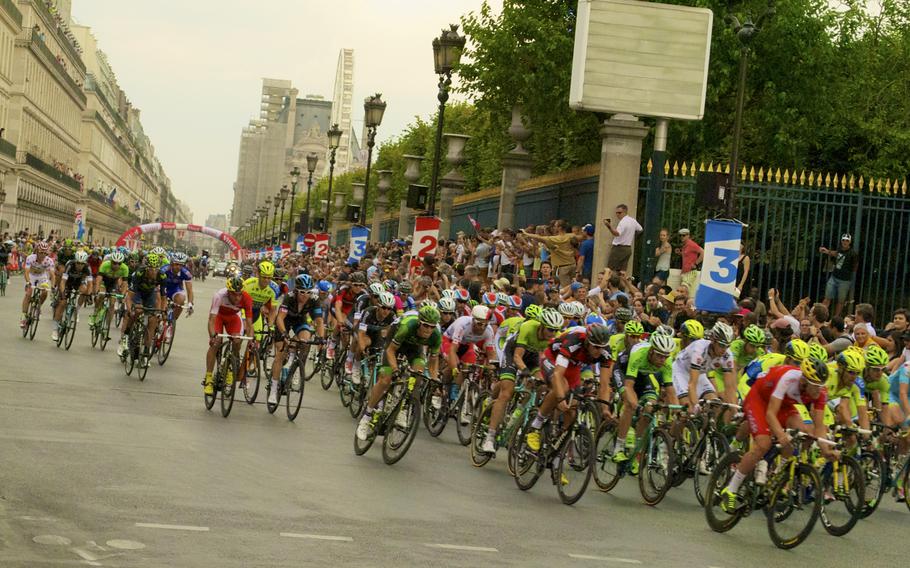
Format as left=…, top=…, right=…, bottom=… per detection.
left=604, top=204, right=642, bottom=272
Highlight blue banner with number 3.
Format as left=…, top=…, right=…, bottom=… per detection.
left=347, top=225, right=369, bottom=265
left=695, top=219, right=743, bottom=313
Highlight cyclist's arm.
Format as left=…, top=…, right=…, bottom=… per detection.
left=446, top=338, right=460, bottom=377
left=334, top=297, right=345, bottom=324
left=765, top=396, right=787, bottom=442
left=385, top=342, right=400, bottom=373
left=185, top=280, right=194, bottom=305
left=276, top=309, right=288, bottom=336
left=688, top=367, right=700, bottom=406
left=512, top=345, right=528, bottom=372
left=314, top=316, right=325, bottom=339
left=551, top=357, right=570, bottom=408
left=427, top=352, right=439, bottom=378
left=207, top=313, right=216, bottom=339
left=598, top=364, right=613, bottom=415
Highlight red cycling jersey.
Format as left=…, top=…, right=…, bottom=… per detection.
left=744, top=365, right=827, bottom=437
left=334, top=286, right=359, bottom=316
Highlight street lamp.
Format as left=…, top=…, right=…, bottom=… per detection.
left=257, top=207, right=268, bottom=247
left=360, top=93, right=386, bottom=220
left=725, top=0, right=774, bottom=217
left=270, top=192, right=281, bottom=245
left=427, top=24, right=466, bottom=217
left=278, top=185, right=289, bottom=243
left=263, top=197, right=273, bottom=245
left=302, top=152, right=318, bottom=235
left=287, top=167, right=300, bottom=245
left=0, top=186, right=6, bottom=234
left=324, top=123, right=343, bottom=235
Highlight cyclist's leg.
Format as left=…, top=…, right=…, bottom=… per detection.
left=171, top=290, right=186, bottom=319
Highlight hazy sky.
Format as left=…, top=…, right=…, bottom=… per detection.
left=71, top=0, right=501, bottom=224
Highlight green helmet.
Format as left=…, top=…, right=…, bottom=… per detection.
left=865, top=344, right=889, bottom=368
left=418, top=304, right=441, bottom=325
left=743, top=324, right=765, bottom=346
left=145, top=253, right=162, bottom=269
left=624, top=320, right=644, bottom=336
left=525, top=304, right=543, bottom=321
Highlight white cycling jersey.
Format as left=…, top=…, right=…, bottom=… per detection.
left=672, top=338, right=732, bottom=398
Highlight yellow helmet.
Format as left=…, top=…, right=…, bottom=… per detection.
left=864, top=344, right=889, bottom=369
left=785, top=339, right=810, bottom=362
left=258, top=260, right=275, bottom=277
left=800, top=358, right=829, bottom=386
left=680, top=319, right=704, bottom=340
left=807, top=342, right=828, bottom=363
left=837, top=347, right=866, bottom=373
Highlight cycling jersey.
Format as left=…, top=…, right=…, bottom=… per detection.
left=825, top=367, right=865, bottom=417
left=541, top=327, right=611, bottom=390
left=25, top=253, right=56, bottom=287
left=743, top=352, right=787, bottom=386
left=242, top=277, right=280, bottom=315
left=87, top=254, right=102, bottom=277
left=161, top=265, right=193, bottom=299
left=730, top=338, right=764, bottom=368
left=335, top=286, right=361, bottom=317
left=624, top=344, right=672, bottom=385
left=390, top=315, right=441, bottom=356
left=61, top=260, right=93, bottom=287
left=888, top=364, right=910, bottom=407
left=359, top=306, right=395, bottom=345
left=56, top=249, right=75, bottom=267
left=209, top=288, right=253, bottom=335
left=743, top=365, right=827, bottom=437
left=130, top=269, right=166, bottom=295
left=672, top=339, right=730, bottom=398
left=280, top=293, right=324, bottom=334
left=444, top=315, right=494, bottom=346
left=350, top=292, right=371, bottom=322
left=500, top=319, right=549, bottom=380
left=98, top=259, right=129, bottom=280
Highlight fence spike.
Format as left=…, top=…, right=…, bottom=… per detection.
left=876, top=178, right=883, bottom=193
left=757, top=166, right=765, bottom=183
left=903, top=179, right=908, bottom=195
left=708, top=161, right=715, bottom=173
left=858, top=175, right=864, bottom=189
left=647, top=158, right=653, bottom=173
left=673, top=161, right=681, bottom=175
left=691, top=161, right=698, bottom=176
left=699, top=161, right=706, bottom=172
left=824, top=173, right=831, bottom=188
left=746, top=166, right=754, bottom=181
left=740, top=164, right=748, bottom=180
left=774, top=168, right=781, bottom=183
left=782, top=169, right=790, bottom=184
left=848, top=174, right=855, bottom=190
left=807, top=171, right=814, bottom=186
left=664, top=160, right=670, bottom=175
left=886, top=178, right=893, bottom=194
left=724, top=163, right=730, bottom=174
left=681, top=162, right=688, bottom=176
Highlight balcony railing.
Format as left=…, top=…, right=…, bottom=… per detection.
left=23, top=152, right=81, bottom=191
left=0, top=137, right=16, bottom=159
left=28, top=29, right=86, bottom=105
left=0, top=0, right=22, bottom=26
left=30, top=0, right=85, bottom=73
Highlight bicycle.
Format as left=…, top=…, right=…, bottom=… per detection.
left=22, top=285, right=46, bottom=341
left=855, top=422, right=910, bottom=517
left=509, top=386, right=597, bottom=505
left=121, top=307, right=165, bottom=381
left=238, top=334, right=264, bottom=404
left=328, top=326, right=351, bottom=389
left=817, top=425, right=867, bottom=537
left=677, top=400, right=741, bottom=506
left=704, top=429, right=827, bottom=550
left=0, top=265, right=7, bottom=296
left=267, top=337, right=321, bottom=421
left=353, top=359, right=424, bottom=465
left=472, top=373, right=545, bottom=471
left=593, top=401, right=683, bottom=505
left=152, top=300, right=180, bottom=365
left=203, top=333, right=251, bottom=417
left=90, top=292, right=123, bottom=351
left=55, top=289, right=86, bottom=350
left=113, top=295, right=126, bottom=328
left=342, top=347, right=382, bottom=419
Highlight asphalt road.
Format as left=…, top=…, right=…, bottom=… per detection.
left=1, top=278, right=907, bottom=567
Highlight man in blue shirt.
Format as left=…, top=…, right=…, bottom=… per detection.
left=577, top=224, right=595, bottom=282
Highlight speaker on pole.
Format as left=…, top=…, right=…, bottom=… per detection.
left=695, top=172, right=730, bottom=211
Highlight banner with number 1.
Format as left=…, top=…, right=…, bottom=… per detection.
left=695, top=219, right=743, bottom=313
left=410, top=217, right=440, bottom=269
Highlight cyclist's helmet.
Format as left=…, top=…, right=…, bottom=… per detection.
left=865, top=344, right=889, bottom=369
left=525, top=304, right=543, bottom=321
left=509, top=295, right=523, bottom=309
left=785, top=338, right=811, bottom=362
left=539, top=308, right=564, bottom=330
left=63, top=238, right=73, bottom=247
left=569, top=301, right=586, bottom=317
left=808, top=342, right=828, bottom=364
left=438, top=297, right=457, bottom=314
left=295, top=273, right=313, bottom=290
left=384, top=279, right=398, bottom=292
left=709, top=322, right=734, bottom=346
left=226, top=276, right=244, bottom=292
left=369, top=282, right=386, bottom=297
left=800, top=358, right=829, bottom=386
left=398, top=280, right=412, bottom=294
left=471, top=305, right=491, bottom=322
left=496, top=292, right=510, bottom=307
left=145, top=253, right=162, bottom=269
left=653, top=324, right=675, bottom=337
left=455, top=288, right=471, bottom=302
left=241, top=265, right=254, bottom=278
left=441, top=288, right=456, bottom=300
left=837, top=347, right=866, bottom=373
left=624, top=320, right=645, bottom=336
left=650, top=334, right=676, bottom=356
left=418, top=304, right=441, bottom=325
left=482, top=292, right=499, bottom=307
left=558, top=302, right=574, bottom=318
left=151, top=246, right=166, bottom=256
left=743, top=324, right=765, bottom=346
left=377, top=291, right=396, bottom=309
left=258, top=260, right=275, bottom=277
left=318, top=280, right=333, bottom=293
left=350, top=271, right=367, bottom=284
left=419, top=299, right=438, bottom=310
left=763, top=329, right=774, bottom=347
left=171, top=252, right=188, bottom=264
left=35, top=241, right=50, bottom=254
left=74, top=250, right=89, bottom=263
left=586, top=324, right=611, bottom=348
left=614, top=307, right=633, bottom=322
left=680, top=319, right=704, bottom=340
left=109, top=251, right=125, bottom=263
left=585, top=313, right=606, bottom=326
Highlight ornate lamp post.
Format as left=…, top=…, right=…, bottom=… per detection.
left=324, top=123, right=343, bottom=235
left=263, top=197, right=273, bottom=245
left=303, top=152, right=318, bottom=234
left=0, top=186, right=7, bottom=234
left=287, top=167, right=300, bottom=245
left=427, top=24, right=466, bottom=217
left=271, top=193, right=282, bottom=245
left=360, top=93, right=386, bottom=220
left=277, top=185, right=289, bottom=243
left=258, top=207, right=268, bottom=247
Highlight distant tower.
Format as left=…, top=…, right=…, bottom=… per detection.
left=330, top=49, right=355, bottom=173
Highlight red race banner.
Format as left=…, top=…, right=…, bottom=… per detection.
left=410, top=217, right=440, bottom=269
left=313, top=233, right=330, bottom=259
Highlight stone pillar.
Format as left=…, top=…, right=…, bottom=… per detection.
left=498, top=107, right=533, bottom=230
left=399, top=154, right=423, bottom=238
left=438, top=133, right=470, bottom=239
left=592, top=114, right=649, bottom=276
left=372, top=170, right=391, bottom=242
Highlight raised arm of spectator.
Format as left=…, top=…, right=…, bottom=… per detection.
left=767, top=289, right=788, bottom=318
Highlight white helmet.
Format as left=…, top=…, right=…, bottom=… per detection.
left=570, top=301, right=586, bottom=318
left=653, top=324, right=675, bottom=337
left=109, top=251, right=125, bottom=263
left=442, top=288, right=456, bottom=300
left=649, top=334, right=676, bottom=356
left=438, top=297, right=457, bottom=314
left=558, top=302, right=574, bottom=318
left=74, top=250, right=89, bottom=263
left=377, top=291, right=396, bottom=309
left=368, top=282, right=385, bottom=296
left=151, top=246, right=166, bottom=256
left=539, top=308, right=565, bottom=330
left=171, top=251, right=188, bottom=264
left=471, top=304, right=491, bottom=322
left=710, top=322, right=734, bottom=346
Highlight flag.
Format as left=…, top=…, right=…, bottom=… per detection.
left=468, top=215, right=481, bottom=232
left=76, top=221, right=85, bottom=240
left=695, top=219, right=743, bottom=313
left=347, top=225, right=369, bottom=265
left=134, top=200, right=141, bottom=211
left=107, top=188, right=117, bottom=205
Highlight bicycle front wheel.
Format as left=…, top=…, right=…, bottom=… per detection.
left=638, top=429, right=675, bottom=506
left=694, top=433, right=730, bottom=506
left=513, top=425, right=546, bottom=491
left=220, top=355, right=237, bottom=418
left=856, top=450, right=884, bottom=518
left=64, top=310, right=77, bottom=350
left=157, top=322, right=175, bottom=365
left=819, top=456, right=865, bottom=537
left=382, top=391, right=421, bottom=465
left=556, top=425, right=595, bottom=505
left=592, top=421, right=622, bottom=493
left=704, top=450, right=747, bottom=533
left=766, top=462, right=822, bottom=549
left=470, top=399, right=494, bottom=468
left=286, top=362, right=306, bottom=421
left=242, top=349, right=262, bottom=405
left=455, top=384, right=477, bottom=447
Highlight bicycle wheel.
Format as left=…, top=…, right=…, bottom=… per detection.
left=220, top=353, right=237, bottom=418
left=856, top=450, right=885, bottom=518
left=704, top=450, right=748, bottom=533
left=99, top=309, right=112, bottom=351
left=320, top=351, right=335, bottom=390
left=157, top=322, right=175, bottom=365
left=694, top=432, right=730, bottom=506
left=114, top=302, right=124, bottom=328
left=593, top=421, right=623, bottom=492
left=242, top=349, right=262, bottom=405
left=64, top=309, right=77, bottom=350
left=28, top=301, right=40, bottom=340
left=286, top=361, right=306, bottom=421
left=671, top=420, right=700, bottom=488
left=766, top=462, right=822, bottom=549
left=638, top=429, right=675, bottom=505
left=137, top=346, right=150, bottom=382
left=819, top=456, right=865, bottom=537
left=55, top=317, right=66, bottom=348
left=422, top=383, right=448, bottom=438
left=90, top=314, right=100, bottom=348
left=513, top=425, right=546, bottom=491
left=455, top=384, right=477, bottom=447
left=470, top=400, right=494, bottom=468
left=382, top=391, right=421, bottom=465
left=556, top=424, right=595, bottom=505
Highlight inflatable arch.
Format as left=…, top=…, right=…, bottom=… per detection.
left=115, top=222, right=242, bottom=258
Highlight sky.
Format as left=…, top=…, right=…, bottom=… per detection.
left=70, top=0, right=502, bottom=225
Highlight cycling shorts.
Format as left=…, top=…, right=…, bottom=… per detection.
left=101, top=275, right=120, bottom=291
left=672, top=372, right=716, bottom=401
left=624, top=372, right=661, bottom=403
left=442, top=336, right=477, bottom=365
left=541, top=357, right=582, bottom=391
left=743, top=393, right=800, bottom=438
left=165, top=285, right=187, bottom=300
left=499, top=349, right=541, bottom=381
left=27, top=273, right=51, bottom=289
left=213, top=313, right=244, bottom=336
left=132, top=290, right=160, bottom=309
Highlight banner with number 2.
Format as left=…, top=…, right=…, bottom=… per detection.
left=695, top=219, right=743, bottom=313
left=312, top=233, right=330, bottom=259
left=410, top=217, right=440, bottom=269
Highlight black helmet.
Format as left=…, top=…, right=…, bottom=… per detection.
left=350, top=271, right=367, bottom=284
left=586, top=324, right=611, bottom=348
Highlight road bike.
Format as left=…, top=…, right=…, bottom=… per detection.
left=55, top=289, right=86, bottom=350
left=670, top=399, right=740, bottom=506
left=328, top=326, right=351, bottom=390
left=151, top=300, right=181, bottom=365
left=89, top=292, right=123, bottom=351
left=354, top=359, right=424, bottom=465
left=267, top=337, right=321, bottom=421
left=342, top=347, right=382, bottom=419
left=817, top=425, right=867, bottom=537
left=121, top=307, right=165, bottom=381
left=471, top=373, right=544, bottom=471
left=855, top=422, right=910, bottom=517
left=204, top=333, right=252, bottom=417
left=238, top=334, right=264, bottom=404
left=22, top=284, right=48, bottom=341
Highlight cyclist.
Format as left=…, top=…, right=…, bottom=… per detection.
left=482, top=307, right=563, bottom=455
left=353, top=291, right=397, bottom=385
left=731, top=324, right=766, bottom=376
left=826, top=347, right=870, bottom=432
left=356, top=304, right=442, bottom=441
left=54, top=239, right=75, bottom=287
left=161, top=252, right=194, bottom=322
left=438, top=297, right=459, bottom=333
left=91, top=251, right=128, bottom=334
left=612, top=333, right=678, bottom=463
left=861, top=344, right=891, bottom=415
left=20, top=241, right=55, bottom=328
left=330, top=271, right=366, bottom=359
left=610, top=319, right=645, bottom=360
left=204, top=276, right=254, bottom=395
left=52, top=250, right=93, bottom=342
left=442, top=304, right=496, bottom=405
left=742, top=338, right=811, bottom=388
left=524, top=323, right=614, bottom=452
left=347, top=282, right=385, bottom=375
left=720, top=358, right=837, bottom=512
left=675, top=322, right=735, bottom=411
left=243, top=260, right=281, bottom=344
left=271, top=273, right=325, bottom=402
left=118, top=253, right=167, bottom=357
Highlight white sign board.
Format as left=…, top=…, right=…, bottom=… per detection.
left=570, top=0, right=713, bottom=120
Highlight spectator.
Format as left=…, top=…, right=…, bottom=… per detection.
left=576, top=223, right=595, bottom=282
left=603, top=203, right=642, bottom=272
left=736, top=242, right=751, bottom=298
left=815, top=315, right=853, bottom=356
left=521, top=220, right=576, bottom=286
left=653, top=228, right=671, bottom=283
left=676, top=228, right=703, bottom=295
left=819, top=233, right=858, bottom=317
left=854, top=302, right=877, bottom=337
left=875, top=308, right=909, bottom=356
left=474, top=232, right=492, bottom=283
left=521, top=278, right=544, bottom=311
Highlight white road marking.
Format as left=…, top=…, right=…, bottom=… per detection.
left=106, top=539, right=146, bottom=550
left=280, top=532, right=353, bottom=542
left=424, top=543, right=498, bottom=553
left=33, top=534, right=72, bottom=545
left=18, top=515, right=56, bottom=522
left=569, top=554, right=642, bottom=564
left=134, top=522, right=209, bottom=532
